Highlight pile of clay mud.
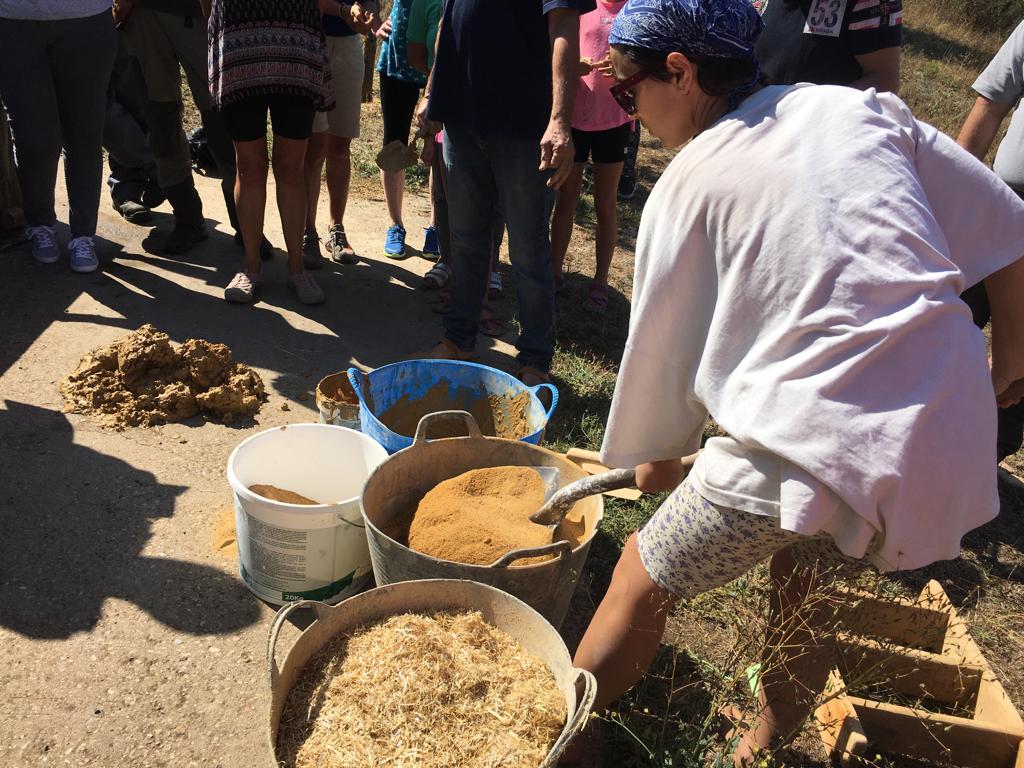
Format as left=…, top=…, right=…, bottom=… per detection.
left=60, top=325, right=265, bottom=429
left=380, top=385, right=534, bottom=439
left=409, top=466, right=557, bottom=566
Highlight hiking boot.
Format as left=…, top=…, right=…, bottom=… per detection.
left=162, top=221, right=208, bottom=255
left=25, top=225, right=60, bottom=264
left=289, top=270, right=325, bottom=305
left=384, top=224, right=406, bottom=258
left=224, top=270, right=261, bottom=303
left=115, top=200, right=152, bottom=225
left=302, top=226, right=323, bottom=270
left=234, top=231, right=274, bottom=260
left=67, top=236, right=99, bottom=273
left=327, top=225, right=358, bottom=264
left=422, top=225, right=440, bottom=261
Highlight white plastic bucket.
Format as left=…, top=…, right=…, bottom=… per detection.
left=227, top=424, right=389, bottom=605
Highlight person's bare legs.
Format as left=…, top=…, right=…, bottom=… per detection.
left=574, top=533, right=679, bottom=710
left=549, top=163, right=586, bottom=284
left=324, top=134, right=353, bottom=227
left=730, top=546, right=836, bottom=768
left=233, top=139, right=269, bottom=273
left=304, top=131, right=328, bottom=232
left=381, top=168, right=405, bottom=228
left=271, top=134, right=310, bottom=275
left=591, top=161, right=623, bottom=289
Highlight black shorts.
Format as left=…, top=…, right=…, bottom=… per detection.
left=572, top=123, right=632, bottom=164
left=222, top=93, right=316, bottom=142
left=379, top=72, right=422, bottom=146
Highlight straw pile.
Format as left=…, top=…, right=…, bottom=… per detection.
left=276, top=611, right=566, bottom=768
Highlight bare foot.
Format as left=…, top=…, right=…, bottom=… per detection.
left=719, top=705, right=779, bottom=768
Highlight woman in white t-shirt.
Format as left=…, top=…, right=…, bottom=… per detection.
left=567, top=1, right=1024, bottom=765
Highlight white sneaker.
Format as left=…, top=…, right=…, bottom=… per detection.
left=67, top=236, right=99, bottom=273
left=26, top=225, right=60, bottom=264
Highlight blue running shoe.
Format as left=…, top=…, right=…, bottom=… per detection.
left=384, top=225, right=407, bottom=258
left=421, top=225, right=440, bottom=261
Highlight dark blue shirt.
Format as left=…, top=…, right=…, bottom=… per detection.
left=322, top=2, right=357, bottom=37
left=428, top=0, right=595, bottom=141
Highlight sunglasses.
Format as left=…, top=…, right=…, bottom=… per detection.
left=610, top=69, right=651, bottom=116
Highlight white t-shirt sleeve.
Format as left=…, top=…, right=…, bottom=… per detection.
left=599, top=177, right=716, bottom=469
left=893, top=95, right=1024, bottom=287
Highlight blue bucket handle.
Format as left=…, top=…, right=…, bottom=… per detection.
left=346, top=367, right=369, bottom=409
left=412, top=410, right=485, bottom=447
left=530, top=383, right=559, bottom=423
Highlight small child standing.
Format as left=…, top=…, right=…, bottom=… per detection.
left=550, top=0, right=632, bottom=312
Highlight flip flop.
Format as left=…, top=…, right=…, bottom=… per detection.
left=583, top=283, right=609, bottom=313
left=479, top=305, right=507, bottom=337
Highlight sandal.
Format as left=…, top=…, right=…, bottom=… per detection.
left=516, top=366, right=551, bottom=386
left=583, top=283, right=609, bottom=313
left=424, top=261, right=451, bottom=290
left=424, top=338, right=475, bottom=362
left=479, top=304, right=507, bottom=337
left=488, top=270, right=503, bottom=299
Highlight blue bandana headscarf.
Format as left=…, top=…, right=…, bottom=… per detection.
left=610, top=0, right=765, bottom=106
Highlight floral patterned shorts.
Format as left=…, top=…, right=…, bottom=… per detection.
left=636, top=479, right=864, bottom=598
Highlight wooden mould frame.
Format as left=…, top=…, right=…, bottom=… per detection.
left=813, top=580, right=1024, bottom=767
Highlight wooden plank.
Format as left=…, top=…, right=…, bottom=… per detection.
left=834, top=590, right=949, bottom=653
left=977, top=678, right=1024, bottom=731
left=814, top=669, right=868, bottom=767
left=837, top=633, right=982, bottom=707
left=849, top=695, right=1024, bottom=768
left=564, top=449, right=643, bottom=501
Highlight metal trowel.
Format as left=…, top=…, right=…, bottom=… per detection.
left=529, top=451, right=702, bottom=527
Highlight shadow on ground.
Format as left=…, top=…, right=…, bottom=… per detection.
left=0, top=400, right=261, bottom=639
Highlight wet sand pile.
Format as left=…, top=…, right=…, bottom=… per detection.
left=60, top=324, right=265, bottom=428
left=409, top=467, right=555, bottom=565
left=380, top=384, right=534, bottom=439
left=275, top=611, right=566, bottom=768
left=249, top=485, right=320, bottom=505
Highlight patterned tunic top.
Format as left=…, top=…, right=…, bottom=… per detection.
left=208, top=0, right=335, bottom=110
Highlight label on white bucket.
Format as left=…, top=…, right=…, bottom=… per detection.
left=235, top=505, right=372, bottom=604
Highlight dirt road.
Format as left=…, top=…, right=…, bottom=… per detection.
left=0, top=169, right=517, bottom=767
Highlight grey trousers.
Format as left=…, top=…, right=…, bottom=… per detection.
left=121, top=7, right=239, bottom=229
left=0, top=12, right=116, bottom=237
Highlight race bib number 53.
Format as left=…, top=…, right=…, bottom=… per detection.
left=804, top=0, right=848, bottom=37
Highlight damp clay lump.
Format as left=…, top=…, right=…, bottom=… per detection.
left=379, top=383, right=534, bottom=439
left=59, top=325, right=265, bottom=428
left=249, top=485, right=320, bottom=505
left=408, top=466, right=559, bottom=566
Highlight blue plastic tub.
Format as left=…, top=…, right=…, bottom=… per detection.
left=346, top=360, right=558, bottom=454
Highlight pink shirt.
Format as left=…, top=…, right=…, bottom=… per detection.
left=573, top=0, right=632, bottom=132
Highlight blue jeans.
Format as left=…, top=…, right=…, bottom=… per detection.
left=442, top=122, right=555, bottom=371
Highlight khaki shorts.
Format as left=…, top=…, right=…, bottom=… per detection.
left=313, top=34, right=364, bottom=139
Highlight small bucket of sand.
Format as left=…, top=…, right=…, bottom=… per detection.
left=267, top=579, right=597, bottom=768
left=315, top=371, right=360, bottom=430
left=360, top=412, right=603, bottom=628
left=227, top=424, right=389, bottom=605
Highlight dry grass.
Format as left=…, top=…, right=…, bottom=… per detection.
left=276, top=611, right=566, bottom=768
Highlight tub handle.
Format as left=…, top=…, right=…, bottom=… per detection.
left=345, top=367, right=368, bottom=407
left=529, top=382, right=559, bottom=422
left=412, top=410, right=485, bottom=446
left=548, top=668, right=598, bottom=765
left=266, top=599, right=331, bottom=690
left=489, top=539, right=574, bottom=568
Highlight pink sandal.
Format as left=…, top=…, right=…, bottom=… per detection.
left=583, top=283, right=609, bottom=313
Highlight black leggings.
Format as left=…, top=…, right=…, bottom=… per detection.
left=379, top=72, right=421, bottom=146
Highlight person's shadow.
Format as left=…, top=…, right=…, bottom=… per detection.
left=0, top=400, right=261, bottom=639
